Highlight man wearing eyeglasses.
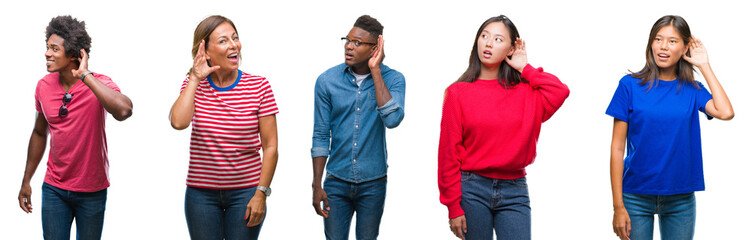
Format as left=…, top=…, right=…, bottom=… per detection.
left=311, top=15, right=405, bottom=240
left=17, top=15, right=132, bottom=240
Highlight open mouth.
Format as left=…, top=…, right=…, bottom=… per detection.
left=483, top=50, right=492, bottom=59
left=228, top=52, right=239, bottom=63
left=345, top=53, right=354, bottom=60
left=657, top=53, right=669, bottom=61
left=46, top=59, right=54, bottom=66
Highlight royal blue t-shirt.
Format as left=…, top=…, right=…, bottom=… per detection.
left=606, top=74, right=713, bottom=195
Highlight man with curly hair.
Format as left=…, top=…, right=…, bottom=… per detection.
left=311, top=15, right=406, bottom=240
left=17, top=15, right=133, bottom=240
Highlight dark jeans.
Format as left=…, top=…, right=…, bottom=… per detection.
left=323, top=175, right=387, bottom=240
left=184, top=186, right=264, bottom=240
left=42, top=182, right=107, bottom=240
left=460, top=171, right=531, bottom=240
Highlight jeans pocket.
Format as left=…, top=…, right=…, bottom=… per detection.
left=510, top=177, right=528, bottom=188
left=460, top=171, right=473, bottom=182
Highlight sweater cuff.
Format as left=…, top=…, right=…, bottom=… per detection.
left=447, top=201, right=465, bottom=219
left=520, top=64, right=537, bottom=80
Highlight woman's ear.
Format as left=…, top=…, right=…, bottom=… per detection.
left=507, top=46, right=515, bottom=57
left=683, top=44, right=691, bottom=57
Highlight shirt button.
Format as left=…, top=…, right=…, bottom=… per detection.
left=355, top=125, right=358, bottom=128
left=358, top=91, right=361, bottom=94
left=357, top=108, right=360, bottom=111
left=354, top=143, right=357, bottom=146
left=353, top=159, right=357, bottom=163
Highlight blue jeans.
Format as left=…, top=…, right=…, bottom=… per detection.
left=41, top=182, right=107, bottom=240
left=623, top=192, right=696, bottom=240
left=460, top=171, right=531, bottom=240
left=323, top=175, right=387, bottom=240
left=185, top=186, right=264, bottom=240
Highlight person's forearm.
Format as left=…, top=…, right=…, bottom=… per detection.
left=170, top=78, right=200, bottom=129
left=698, top=64, right=734, bottom=119
left=610, top=119, right=628, bottom=209
left=83, top=74, right=133, bottom=121
left=257, top=146, right=278, bottom=189
left=371, top=69, right=392, bottom=107
left=22, top=129, right=47, bottom=185
left=610, top=150, right=625, bottom=209
left=312, top=156, right=327, bottom=188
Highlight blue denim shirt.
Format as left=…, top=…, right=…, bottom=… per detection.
left=311, top=63, right=406, bottom=183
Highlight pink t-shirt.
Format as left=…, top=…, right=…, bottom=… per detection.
left=35, top=72, right=120, bottom=192
left=180, top=70, right=279, bottom=189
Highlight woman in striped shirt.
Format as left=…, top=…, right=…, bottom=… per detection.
left=170, top=15, right=279, bottom=240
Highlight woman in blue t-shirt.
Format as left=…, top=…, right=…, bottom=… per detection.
left=607, top=15, right=734, bottom=240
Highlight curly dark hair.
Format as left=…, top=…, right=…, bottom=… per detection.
left=45, top=15, right=91, bottom=60
left=353, top=15, right=383, bottom=40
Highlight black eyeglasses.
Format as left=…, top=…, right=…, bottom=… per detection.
left=59, top=92, right=72, bottom=117
left=341, top=37, right=376, bottom=47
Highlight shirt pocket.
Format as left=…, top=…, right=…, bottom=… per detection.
left=367, top=90, right=379, bottom=111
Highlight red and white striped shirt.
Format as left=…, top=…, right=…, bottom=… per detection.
left=180, top=70, right=278, bottom=189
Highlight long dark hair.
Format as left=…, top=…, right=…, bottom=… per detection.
left=455, top=15, right=525, bottom=88
left=631, top=15, right=698, bottom=90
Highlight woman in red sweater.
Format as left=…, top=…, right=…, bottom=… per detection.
left=438, top=15, right=569, bottom=240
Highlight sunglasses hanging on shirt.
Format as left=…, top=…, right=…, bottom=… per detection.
left=59, top=92, right=72, bottom=117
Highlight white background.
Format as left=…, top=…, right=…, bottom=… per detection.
left=2, top=0, right=750, bottom=239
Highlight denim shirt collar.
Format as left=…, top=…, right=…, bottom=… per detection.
left=343, top=64, right=392, bottom=87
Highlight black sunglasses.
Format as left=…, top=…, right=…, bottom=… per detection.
left=59, top=92, right=72, bottom=117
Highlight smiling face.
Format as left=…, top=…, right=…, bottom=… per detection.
left=45, top=34, right=75, bottom=73
left=651, top=25, right=688, bottom=72
left=344, top=27, right=376, bottom=68
left=476, top=21, right=515, bottom=70
left=205, top=22, right=241, bottom=72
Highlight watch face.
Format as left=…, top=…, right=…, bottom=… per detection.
left=259, top=186, right=271, bottom=196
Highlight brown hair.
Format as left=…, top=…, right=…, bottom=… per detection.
left=631, top=15, right=698, bottom=90
left=455, top=15, right=525, bottom=88
left=188, top=15, right=238, bottom=75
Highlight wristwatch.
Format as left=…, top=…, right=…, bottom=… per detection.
left=80, top=70, right=93, bottom=82
left=257, top=186, right=271, bottom=196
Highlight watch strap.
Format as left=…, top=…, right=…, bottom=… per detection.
left=80, top=71, right=93, bottom=82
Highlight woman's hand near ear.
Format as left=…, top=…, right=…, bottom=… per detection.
left=504, top=38, right=528, bottom=73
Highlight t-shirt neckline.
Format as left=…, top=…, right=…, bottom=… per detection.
left=208, top=70, right=242, bottom=91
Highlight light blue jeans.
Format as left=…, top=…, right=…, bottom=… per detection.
left=460, top=171, right=531, bottom=240
left=323, top=175, right=387, bottom=240
left=185, top=186, right=264, bottom=240
left=42, top=182, right=107, bottom=240
left=623, top=192, right=696, bottom=240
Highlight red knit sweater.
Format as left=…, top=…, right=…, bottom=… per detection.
left=438, top=64, right=570, bottom=219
